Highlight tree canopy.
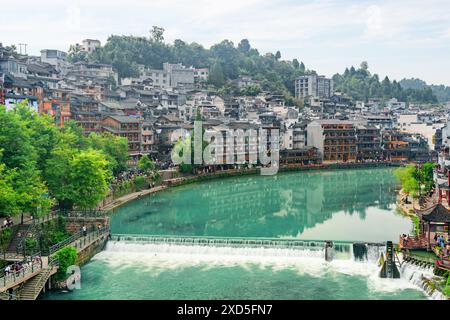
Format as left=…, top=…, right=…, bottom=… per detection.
left=84, top=30, right=308, bottom=105
left=0, top=102, right=125, bottom=215
left=332, top=63, right=438, bottom=104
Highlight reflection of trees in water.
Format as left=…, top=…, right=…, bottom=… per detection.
left=111, top=169, right=399, bottom=238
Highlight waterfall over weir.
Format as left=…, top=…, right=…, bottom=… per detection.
left=109, top=234, right=385, bottom=262
left=100, top=234, right=446, bottom=300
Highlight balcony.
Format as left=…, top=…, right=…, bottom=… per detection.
left=434, top=170, right=448, bottom=186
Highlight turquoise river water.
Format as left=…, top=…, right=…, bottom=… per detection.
left=42, top=168, right=431, bottom=300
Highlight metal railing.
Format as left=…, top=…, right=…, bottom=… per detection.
left=48, top=230, right=84, bottom=255
left=49, top=227, right=109, bottom=255
left=58, top=210, right=107, bottom=218
left=0, top=255, right=44, bottom=289
left=15, top=224, right=36, bottom=256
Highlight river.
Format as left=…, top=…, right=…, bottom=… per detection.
left=42, top=168, right=430, bottom=300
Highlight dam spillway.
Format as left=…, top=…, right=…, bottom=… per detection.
left=109, top=234, right=386, bottom=262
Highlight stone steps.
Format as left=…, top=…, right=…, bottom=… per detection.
left=18, top=268, right=53, bottom=300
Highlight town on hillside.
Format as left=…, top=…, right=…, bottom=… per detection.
left=1, top=39, right=449, bottom=168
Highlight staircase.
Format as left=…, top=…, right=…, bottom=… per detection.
left=7, top=224, right=32, bottom=253
left=17, top=268, right=54, bottom=300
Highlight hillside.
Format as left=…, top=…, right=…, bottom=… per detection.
left=70, top=29, right=441, bottom=105
left=400, top=78, right=450, bottom=103
left=332, top=63, right=438, bottom=104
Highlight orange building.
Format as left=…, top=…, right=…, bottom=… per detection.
left=40, top=89, right=71, bottom=127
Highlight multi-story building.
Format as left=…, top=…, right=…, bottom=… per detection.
left=71, top=95, right=102, bottom=134
left=382, top=130, right=410, bottom=162
left=366, top=116, right=395, bottom=131
left=382, top=130, right=430, bottom=162
left=81, top=39, right=101, bottom=54
left=280, top=147, right=321, bottom=165
left=101, top=115, right=143, bottom=155
left=307, top=120, right=356, bottom=162
left=40, top=49, right=70, bottom=74
left=295, top=74, right=333, bottom=99
left=142, top=121, right=157, bottom=155
left=355, top=124, right=382, bottom=161
left=194, top=68, right=209, bottom=83
left=163, top=63, right=194, bottom=90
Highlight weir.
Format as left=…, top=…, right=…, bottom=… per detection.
left=110, top=234, right=386, bottom=262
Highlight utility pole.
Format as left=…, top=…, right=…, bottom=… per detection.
left=18, top=43, right=27, bottom=55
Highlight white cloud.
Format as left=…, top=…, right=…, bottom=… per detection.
left=2, top=0, right=450, bottom=85
left=65, top=5, right=82, bottom=31
left=365, top=5, right=383, bottom=37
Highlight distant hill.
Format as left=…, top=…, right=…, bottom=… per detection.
left=71, top=31, right=309, bottom=106
left=400, top=78, right=450, bottom=103
left=332, top=63, right=437, bottom=104
left=70, top=29, right=444, bottom=105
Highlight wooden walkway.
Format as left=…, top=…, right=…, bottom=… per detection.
left=399, top=235, right=429, bottom=250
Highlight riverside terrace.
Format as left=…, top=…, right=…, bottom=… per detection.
left=399, top=203, right=450, bottom=272
left=0, top=211, right=110, bottom=300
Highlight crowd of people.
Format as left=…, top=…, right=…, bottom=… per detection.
left=435, top=234, right=450, bottom=257
left=2, top=256, right=42, bottom=279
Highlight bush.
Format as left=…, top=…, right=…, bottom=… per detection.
left=133, top=176, right=147, bottom=191
left=37, top=217, right=70, bottom=250
left=0, top=228, right=12, bottom=251
left=411, top=216, right=420, bottom=236
left=52, top=246, right=78, bottom=281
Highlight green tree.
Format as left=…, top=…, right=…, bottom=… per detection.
left=208, top=60, right=226, bottom=87
left=150, top=26, right=165, bottom=42
left=53, top=246, right=78, bottom=281
left=68, top=44, right=88, bottom=63
left=240, top=85, right=262, bottom=96
left=395, top=165, right=420, bottom=198
left=299, top=62, right=305, bottom=73
left=293, top=59, right=300, bottom=69
left=66, top=149, right=112, bottom=210
left=275, top=51, right=281, bottom=60
left=0, top=164, right=18, bottom=216
left=45, top=148, right=112, bottom=210
left=138, top=155, right=155, bottom=174
left=237, top=39, right=251, bottom=54
left=87, top=132, right=129, bottom=175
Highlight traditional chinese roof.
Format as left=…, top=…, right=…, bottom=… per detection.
left=416, top=203, right=450, bottom=223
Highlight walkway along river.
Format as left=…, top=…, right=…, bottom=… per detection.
left=42, top=167, right=443, bottom=300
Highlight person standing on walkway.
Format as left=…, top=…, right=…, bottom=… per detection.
left=82, top=225, right=87, bottom=237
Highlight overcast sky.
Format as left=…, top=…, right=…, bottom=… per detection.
left=2, top=0, right=450, bottom=85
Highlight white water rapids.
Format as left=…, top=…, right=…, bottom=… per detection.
left=94, top=240, right=447, bottom=300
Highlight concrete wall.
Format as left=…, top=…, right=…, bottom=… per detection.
left=76, top=234, right=109, bottom=266
left=307, top=122, right=324, bottom=157
left=64, top=217, right=109, bottom=234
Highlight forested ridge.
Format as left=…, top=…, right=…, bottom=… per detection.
left=69, top=27, right=443, bottom=104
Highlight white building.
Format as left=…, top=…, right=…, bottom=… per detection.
left=40, top=49, right=69, bottom=74
left=397, top=114, right=445, bottom=150
left=194, top=68, right=209, bottom=82
left=81, top=39, right=101, bottom=54
left=163, top=63, right=194, bottom=89
left=295, top=75, right=333, bottom=99
left=387, top=98, right=406, bottom=110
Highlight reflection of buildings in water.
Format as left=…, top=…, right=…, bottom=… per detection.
left=113, top=169, right=399, bottom=238
left=193, top=169, right=398, bottom=237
